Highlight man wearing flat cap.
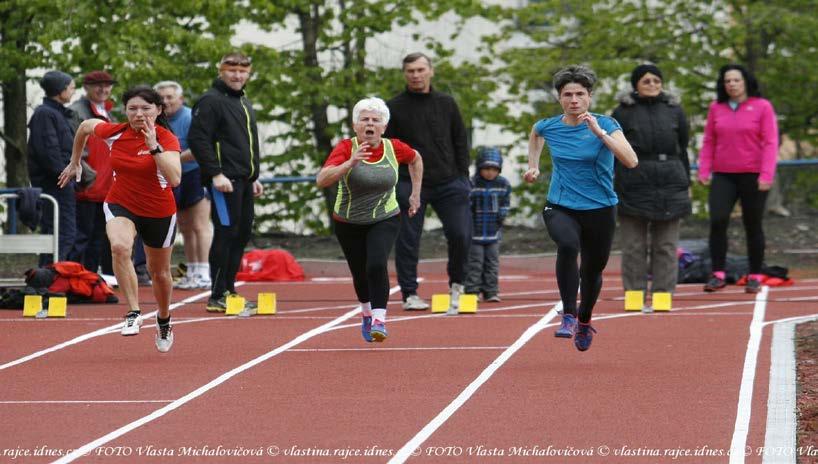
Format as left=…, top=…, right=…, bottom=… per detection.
left=27, top=70, right=77, bottom=265
left=67, top=70, right=121, bottom=274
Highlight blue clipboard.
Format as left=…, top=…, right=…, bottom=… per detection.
left=210, top=186, right=231, bottom=227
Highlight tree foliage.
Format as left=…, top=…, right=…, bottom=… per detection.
left=483, top=0, right=818, bottom=219
left=3, top=1, right=815, bottom=231
left=1, top=0, right=241, bottom=188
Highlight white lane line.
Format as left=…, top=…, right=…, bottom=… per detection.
left=53, top=305, right=363, bottom=464
left=0, top=400, right=172, bottom=405
left=0, top=289, right=216, bottom=372
left=763, top=314, right=818, bottom=327
left=729, top=286, right=769, bottom=464
left=287, top=346, right=509, bottom=353
left=763, top=322, right=798, bottom=464
left=389, top=302, right=561, bottom=464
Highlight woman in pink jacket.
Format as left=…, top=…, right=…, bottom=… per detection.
left=698, top=64, right=778, bottom=294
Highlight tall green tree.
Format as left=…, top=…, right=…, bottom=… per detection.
left=0, top=0, right=241, bottom=188
left=483, top=0, right=818, bottom=217
left=244, top=0, right=498, bottom=234
left=0, top=0, right=61, bottom=187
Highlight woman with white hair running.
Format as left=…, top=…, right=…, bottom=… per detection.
left=317, top=97, right=423, bottom=342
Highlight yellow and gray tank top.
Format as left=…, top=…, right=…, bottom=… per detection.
left=333, top=137, right=400, bottom=224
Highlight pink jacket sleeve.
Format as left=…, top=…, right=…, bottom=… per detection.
left=758, top=99, right=779, bottom=184
left=697, top=102, right=717, bottom=182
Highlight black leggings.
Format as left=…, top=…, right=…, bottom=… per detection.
left=334, top=215, right=400, bottom=309
left=543, top=204, right=616, bottom=323
left=708, top=173, right=768, bottom=274
left=209, top=179, right=255, bottom=296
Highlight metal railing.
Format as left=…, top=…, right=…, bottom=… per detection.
left=0, top=190, right=59, bottom=263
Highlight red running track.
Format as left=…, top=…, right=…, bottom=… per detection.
left=1, top=255, right=816, bottom=463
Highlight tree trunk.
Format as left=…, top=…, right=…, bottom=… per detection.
left=1, top=8, right=30, bottom=189
left=298, top=5, right=335, bottom=231
left=2, top=73, right=29, bottom=188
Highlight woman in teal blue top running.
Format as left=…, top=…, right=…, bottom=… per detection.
left=524, top=65, right=638, bottom=352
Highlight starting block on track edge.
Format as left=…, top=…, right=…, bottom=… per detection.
left=624, top=291, right=644, bottom=311
left=431, top=294, right=449, bottom=313
left=458, top=294, right=478, bottom=313
left=23, top=295, right=43, bottom=317
left=47, top=297, right=67, bottom=317
left=257, top=292, right=277, bottom=315
left=431, top=293, right=478, bottom=314
left=23, top=295, right=66, bottom=318
left=652, top=292, right=672, bottom=311
left=225, top=295, right=245, bottom=315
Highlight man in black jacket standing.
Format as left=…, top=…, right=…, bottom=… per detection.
left=384, top=53, right=471, bottom=313
left=28, top=71, right=77, bottom=265
left=189, top=52, right=264, bottom=312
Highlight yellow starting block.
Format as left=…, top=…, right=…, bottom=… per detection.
left=652, top=292, right=672, bottom=312
left=431, top=293, right=479, bottom=314
left=23, top=295, right=67, bottom=318
left=431, top=294, right=450, bottom=313
left=257, top=292, right=277, bottom=315
left=47, top=297, right=67, bottom=317
left=624, top=290, right=644, bottom=311
left=225, top=294, right=246, bottom=315
left=23, top=295, right=43, bottom=317
left=458, top=294, right=478, bottom=314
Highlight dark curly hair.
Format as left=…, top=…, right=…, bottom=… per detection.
left=716, top=64, right=762, bottom=103
left=122, top=85, right=171, bottom=130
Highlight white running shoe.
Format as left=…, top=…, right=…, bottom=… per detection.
left=195, top=275, right=212, bottom=290
left=174, top=275, right=194, bottom=289
left=447, top=283, right=464, bottom=316
left=121, top=311, right=142, bottom=336
left=155, top=320, right=174, bottom=353
left=402, top=294, right=429, bottom=311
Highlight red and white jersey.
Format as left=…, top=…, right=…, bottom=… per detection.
left=94, top=122, right=181, bottom=218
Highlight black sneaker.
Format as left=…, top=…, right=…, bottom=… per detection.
left=206, top=296, right=227, bottom=313
left=703, top=275, right=726, bottom=292
left=745, top=278, right=761, bottom=294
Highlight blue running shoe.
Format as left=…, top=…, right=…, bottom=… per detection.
left=555, top=314, right=577, bottom=338
left=574, top=323, right=597, bottom=351
left=370, top=321, right=387, bottom=342
left=361, top=316, right=373, bottom=342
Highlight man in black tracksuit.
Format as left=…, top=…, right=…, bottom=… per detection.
left=188, top=52, right=263, bottom=311
left=384, top=52, right=472, bottom=313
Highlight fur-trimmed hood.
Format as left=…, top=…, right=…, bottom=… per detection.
left=616, top=90, right=681, bottom=106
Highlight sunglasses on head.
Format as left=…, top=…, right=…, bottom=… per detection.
left=221, top=58, right=252, bottom=66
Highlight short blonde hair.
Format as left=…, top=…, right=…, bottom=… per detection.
left=352, top=97, right=390, bottom=125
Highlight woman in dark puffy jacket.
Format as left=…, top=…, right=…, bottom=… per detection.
left=612, top=64, right=691, bottom=312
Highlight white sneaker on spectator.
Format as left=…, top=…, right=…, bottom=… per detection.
left=195, top=275, right=212, bottom=289
left=402, top=294, right=429, bottom=311
left=447, top=283, right=464, bottom=315
left=121, top=310, right=142, bottom=336
left=174, top=275, right=195, bottom=289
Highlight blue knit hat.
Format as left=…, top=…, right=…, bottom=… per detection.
left=476, top=146, right=503, bottom=172
left=40, top=71, right=73, bottom=97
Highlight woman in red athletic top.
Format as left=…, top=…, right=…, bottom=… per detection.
left=59, top=86, right=181, bottom=352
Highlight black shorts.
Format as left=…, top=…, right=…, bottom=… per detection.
left=173, top=167, right=207, bottom=211
left=103, top=203, right=177, bottom=249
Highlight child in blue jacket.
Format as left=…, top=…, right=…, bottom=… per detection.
left=465, top=147, right=512, bottom=301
